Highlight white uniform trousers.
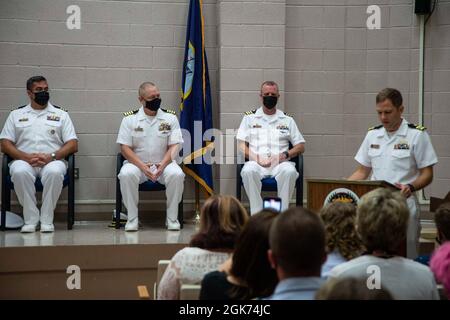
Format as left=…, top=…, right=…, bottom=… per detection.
left=9, top=160, right=66, bottom=226
left=118, top=161, right=185, bottom=223
left=406, top=196, right=420, bottom=259
left=241, top=161, right=299, bottom=214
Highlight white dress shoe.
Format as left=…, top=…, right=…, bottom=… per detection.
left=40, top=224, right=55, bottom=233
left=20, top=224, right=37, bottom=233
left=125, top=219, right=139, bottom=231
left=166, top=219, right=180, bottom=231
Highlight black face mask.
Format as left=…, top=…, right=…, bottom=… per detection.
left=33, top=91, right=50, bottom=106
left=263, top=95, right=278, bottom=109
left=145, top=98, right=161, bottom=111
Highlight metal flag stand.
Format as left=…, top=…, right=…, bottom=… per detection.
left=194, top=181, right=201, bottom=224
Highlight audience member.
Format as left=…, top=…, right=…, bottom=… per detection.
left=329, top=188, right=439, bottom=300
left=319, top=202, right=364, bottom=277
left=267, top=207, right=326, bottom=300
left=200, top=210, right=278, bottom=300
left=157, top=195, right=248, bottom=300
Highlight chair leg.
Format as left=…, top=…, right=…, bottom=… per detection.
left=296, top=179, right=303, bottom=207
left=1, top=187, right=10, bottom=231
left=115, top=178, right=122, bottom=229
left=236, top=179, right=242, bottom=201
left=1, top=195, right=6, bottom=232
left=5, top=189, right=11, bottom=211
left=68, top=191, right=74, bottom=230
left=178, top=197, right=184, bottom=229
left=68, top=179, right=75, bottom=230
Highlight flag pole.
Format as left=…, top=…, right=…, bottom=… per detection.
left=195, top=181, right=200, bottom=223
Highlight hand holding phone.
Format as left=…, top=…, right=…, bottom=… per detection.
left=263, top=197, right=282, bottom=212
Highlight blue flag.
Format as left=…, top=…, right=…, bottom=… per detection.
left=180, top=0, right=214, bottom=196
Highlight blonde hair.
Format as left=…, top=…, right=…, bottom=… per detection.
left=357, top=188, right=409, bottom=253
left=319, top=202, right=363, bottom=260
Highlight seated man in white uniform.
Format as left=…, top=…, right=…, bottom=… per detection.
left=236, top=81, right=305, bottom=214
left=0, top=76, right=78, bottom=233
left=117, top=82, right=185, bottom=231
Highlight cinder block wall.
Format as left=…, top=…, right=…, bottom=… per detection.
left=283, top=0, right=450, bottom=199
left=0, top=0, right=449, bottom=215
left=0, top=0, right=218, bottom=213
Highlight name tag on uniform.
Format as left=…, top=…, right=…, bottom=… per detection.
left=18, top=118, right=28, bottom=122
left=47, top=115, right=60, bottom=122
left=252, top=124, right=262, bottom=128
left=134, top=126, right=143, bottom=132
left=370, top=144, right=380, bottom=149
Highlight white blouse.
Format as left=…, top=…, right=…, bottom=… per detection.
left=157, top=247, right=231, bottom=300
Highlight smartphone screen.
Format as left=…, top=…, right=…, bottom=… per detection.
left=263, top=197, right=282, bottom=212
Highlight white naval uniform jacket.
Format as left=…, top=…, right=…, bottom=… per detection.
left=116, top=106, right=184, bottom=164
left=236, top=106, right=305, bottom=158
left=0, top=102, right=78, bottom=153
left=355, top=118, right=438, bottom=185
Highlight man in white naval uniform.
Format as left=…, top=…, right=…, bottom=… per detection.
left=236, top=81, right=305, bottom=214
left=117, top=82, right=185, bottom=231
left=0, top=76, right=78, bottom=233
left=348, top=88, right=438, bottom=259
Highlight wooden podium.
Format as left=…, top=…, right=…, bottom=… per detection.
left=307, top=179, right=399, bottom=212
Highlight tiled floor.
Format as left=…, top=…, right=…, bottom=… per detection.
left=0, top=220, right=199, bottom=248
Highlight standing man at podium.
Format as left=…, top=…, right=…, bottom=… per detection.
left=348, top=88, right=438, bottom=259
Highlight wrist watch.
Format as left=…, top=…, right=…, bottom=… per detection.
left=283, top=151, right=289, bottom=160
left=51, top=152, right=56, bottom=161
left=407, top=183, right=416, bottom=192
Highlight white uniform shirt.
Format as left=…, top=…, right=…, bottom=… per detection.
left=328, top=255, right=439, bottom=300
left=0, top=102, right=78, bottom=153
left=116, top=107, right=183, bottom=164
left=236, top=107, right=305, bottom=157
left=355, top=118, right=438, bottom=185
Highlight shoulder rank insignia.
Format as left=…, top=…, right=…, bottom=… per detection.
left=15, top=105, right=26, bottom=110
left=123, top=109, right=139, bottom=117
left=408, top=123, right=426, bottom=131
left=244, top=109, right=257, bottom=116
left=161, top=108, right=176, bottom=115
left=368, top=124, right=383, bottom=131
left=53, top=105, right=68, bottom=112
left=283, top=111, right=293, bottom=117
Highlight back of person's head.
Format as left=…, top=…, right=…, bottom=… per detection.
left=357, top=188, right=409, bottom=254
left=320, top=202, right=363, bottom=260
left=430, top=242, right=450, bottom=298
left=229, top=209, right=278, bottom=299
left=315, top=277, right=393, bottom=300
left=190, top=195, right=248, bottom=250
left=435, top=202, right=450, bottom=244
left=269, top=207, right=326, bottom=277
